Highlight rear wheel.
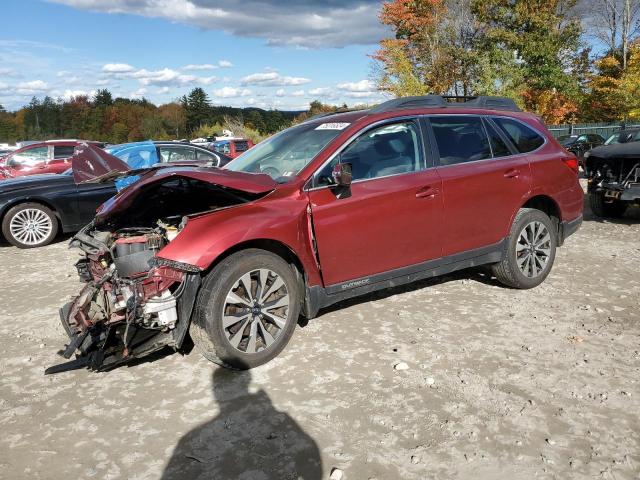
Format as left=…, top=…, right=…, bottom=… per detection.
left=589, top=192, right=627, bottom=218
left=2, top=202, right=58, bottom=248
left=191, top=249, right=300, bottom=369
left=492, top=208, right=557, bottom=289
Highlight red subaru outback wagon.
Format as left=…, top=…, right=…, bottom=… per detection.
left=48, top=96, right=583, bottom=374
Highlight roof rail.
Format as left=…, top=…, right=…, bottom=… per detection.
left=368, top=95, right=446, bottom=113
left=369, top=95, right=521, bottom=113
left=453, top=96, right=521, bottom=111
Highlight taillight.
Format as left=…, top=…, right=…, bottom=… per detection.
left=562, top=156, right=579, bottom=174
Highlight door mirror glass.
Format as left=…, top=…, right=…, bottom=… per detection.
left=332, top=162, right=352, bottom=187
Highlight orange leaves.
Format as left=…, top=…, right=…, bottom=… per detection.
left=521, top=89, right=578, bottom=124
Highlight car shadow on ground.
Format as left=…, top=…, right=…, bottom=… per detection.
left=317, top=266, right=500, bottom=318
left=160, top=367, right=323, bottom=480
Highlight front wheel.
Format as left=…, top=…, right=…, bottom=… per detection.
left=191, top=249, right=300, bottom=369
left=492, top=208, right=557, bottom=289
left=2, top=202, right=59, bottom=248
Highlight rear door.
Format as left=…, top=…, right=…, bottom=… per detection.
left=307, top=118, right=443, bottom=287
left=428, top=115, right=533, bottom=256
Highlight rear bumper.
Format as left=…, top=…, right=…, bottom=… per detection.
left=559, top=214, right=582, bottom=245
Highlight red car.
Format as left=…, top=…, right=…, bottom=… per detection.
left=0, top=140, right=104, bottom=179
left=212, top=138, right=254, bottom=158
left=48, top=96, right=583, bottom=374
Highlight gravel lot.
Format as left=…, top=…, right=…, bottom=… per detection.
left=0, top=183, right=638, bottom=480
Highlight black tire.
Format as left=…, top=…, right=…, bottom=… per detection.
left=191, top=248, right=300, bottom=370
left=588, top=192, right=627, bottom=218
left=491, top=208, right=557, bottom=289
left=1, top=202, right=59, bottom=248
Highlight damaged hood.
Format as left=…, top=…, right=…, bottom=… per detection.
left=588, top=142, right=640, bottom=161
left=72, top=143, right=130, bottom=183
left=95, top=166, right=277, bottom=223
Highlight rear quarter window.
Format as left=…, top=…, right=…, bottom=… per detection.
left=493, top=117, right=545, bottom=153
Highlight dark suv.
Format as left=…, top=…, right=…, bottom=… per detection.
left=49, top=96, right=583, bottom=374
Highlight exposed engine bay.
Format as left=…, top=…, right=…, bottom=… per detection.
left=46, top=175, right=264, bottom=374
left=585, top=154, right=640, bottom=204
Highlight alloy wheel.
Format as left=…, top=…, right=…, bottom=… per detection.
left=9, top=208, right=53, bottom=246
left=222, top=268, right=290, bottom=354
left=516, top=221, right=551, bottom=278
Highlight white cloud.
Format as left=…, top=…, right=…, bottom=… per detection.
left=241, top=71, right=310, bottom=86
left=61, top=89, right=96, bottom=100
left=102, top=63, right=135, bottom=73
left=275, top=88, right=286, bottom=97
left=157, top=86, right=171, bottom=94
left=291, top=89, right=305, bottom=97
left=337, top=79, right=376, bottom=92
left=96, top=79, right=111, bottom=86
left=182, top=64, right=217, bottom=71
left=16, top=80, right=50, bottom=95
left=308, top=87, right=331, bottom=96
left=131, top=87, right=148, bottom=98
left=218, top=60, right=233, bottom=68
left=212, top=86, right=251, bottom=98
left=50, top=0, right=387, bottom=48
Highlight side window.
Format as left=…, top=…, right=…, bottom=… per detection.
left=430, top=116, right=491, bottom=165
left=159, top=146, right=196, bottom=162
left=315, top=121, right=423, bottom=186
left=9, top=146, right=49, bottom=167
left=484, top=120, right=511, bottom=158
left=196, top=149, right=218, bottom=164
left=53, top=145, right=76, bottom=159
left=494, top=118, right=545, bottom=153
left=234, top=141, right=249, bottom=153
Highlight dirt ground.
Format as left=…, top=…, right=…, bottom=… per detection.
left=0, top=184, right=638, bottom=480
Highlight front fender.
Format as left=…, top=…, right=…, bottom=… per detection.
left=156, top=197, right=323, bottom=287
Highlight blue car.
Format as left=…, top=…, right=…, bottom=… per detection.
left=106, top=140, right=231, bottom=190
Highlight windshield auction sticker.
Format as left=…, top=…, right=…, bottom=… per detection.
left=315, top=123, right=350, bottom=130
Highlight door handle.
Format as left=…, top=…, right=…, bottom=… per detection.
left=416, top=186, right=439, bottom=198
left=504, top=168, right=520, bottom=178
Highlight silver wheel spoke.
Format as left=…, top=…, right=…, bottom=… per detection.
left=223, top=312, right=251, bottom=329
left=260, top=276, right=284, bottom=302
left=238, top=273, right=254, bottom=302
left=226, top=291, right=251, bottom=307
left=228, top=317, right=251, bottom=348
left=257, top=320, right=276, bottom=347
left=246, top=320, right=258, bottom=353
left=262, top=311, right=287, bottom=329
left=264, top=294, right=289, bottom=311
left=222, top=268, right=289, bottom=354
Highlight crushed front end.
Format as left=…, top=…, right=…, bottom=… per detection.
left=586, top=153, right=640, bottom=204
left=46, top=222, right=201, bottom=374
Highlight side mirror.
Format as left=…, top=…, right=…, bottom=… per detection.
left=331, top=162, right=352, bottom=187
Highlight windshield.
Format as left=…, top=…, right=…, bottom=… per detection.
left=225, top=122, right=346, bottom=182
left=605, top=133, right=621, bottom=145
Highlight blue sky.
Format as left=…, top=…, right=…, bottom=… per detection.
left=0, top=0, right=389, bottom=111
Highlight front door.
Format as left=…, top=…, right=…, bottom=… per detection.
left=307, top=119, right=443, bottom=287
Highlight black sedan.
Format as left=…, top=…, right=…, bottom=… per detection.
left=0, top=144, right=177, bottom=248
left=558, top=133, right=605, bottom=160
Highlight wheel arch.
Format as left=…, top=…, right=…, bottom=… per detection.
left=519, top=194, right=562, bottom=244
left=201, top=238, right=316, bottom=319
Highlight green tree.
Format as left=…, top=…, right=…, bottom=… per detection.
left=184, top=88, right=212, bottom=133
